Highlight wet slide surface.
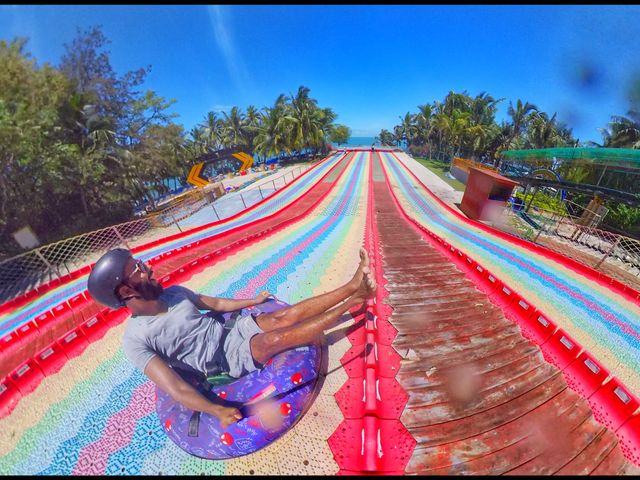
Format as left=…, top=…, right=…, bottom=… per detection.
left=372, top=154, right=635, bottom=474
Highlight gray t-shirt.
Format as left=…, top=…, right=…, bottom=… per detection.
left=121, top=285, right=224, bottom=375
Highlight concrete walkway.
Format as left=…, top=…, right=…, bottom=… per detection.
left=394, top=152, right=464, bottom=212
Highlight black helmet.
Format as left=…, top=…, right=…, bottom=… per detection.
left=87, top=248, right=133, bottom=309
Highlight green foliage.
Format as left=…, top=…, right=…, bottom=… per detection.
left=384, top=91, right=578, bottom=165
left=412, top=157, right=466, bottom=191
left=0, top=28, right=346, bottom=258
left=329, top=124, right=351, bottom=145
left=513, top=190, right=567, bottom=215
left=603, top=203, right=640, bottom=237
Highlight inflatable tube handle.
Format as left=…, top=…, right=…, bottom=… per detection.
left=188, top=411, right=201, bottom=437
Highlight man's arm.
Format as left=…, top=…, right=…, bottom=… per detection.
left=144, top=356, right=242, bottom=428
left=193, top=291, right=272, bottom=313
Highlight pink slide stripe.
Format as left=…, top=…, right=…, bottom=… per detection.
left=72, top=382, right=156, bottom=475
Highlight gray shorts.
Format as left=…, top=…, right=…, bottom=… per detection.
left=220, top=312, right=264, bottom=378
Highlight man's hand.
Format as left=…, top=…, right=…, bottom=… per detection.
left=254, top=291, right=273, bottom=304
left=216, top=405, right=243, bottom=428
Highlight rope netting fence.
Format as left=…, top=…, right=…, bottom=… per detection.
left=0, top=165, right=310, bottom=304
left=499, top=198, right=640, bottom=291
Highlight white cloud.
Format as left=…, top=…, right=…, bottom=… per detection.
left=211, top=104, right=233, bottom=113
left=207, top=5, right=253, bottom=101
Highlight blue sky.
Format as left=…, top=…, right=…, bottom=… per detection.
left=2, top=5, right=640, bottom=143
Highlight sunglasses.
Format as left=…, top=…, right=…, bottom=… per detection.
left=125, top=259, right=151, bottom=282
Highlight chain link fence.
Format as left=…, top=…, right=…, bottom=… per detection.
left=0, top=164, right=311, bottom=304
left=498, top=197, right=640, bottom=291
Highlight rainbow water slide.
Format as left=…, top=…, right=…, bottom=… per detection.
left=1, top=149, right=639, bottom=474
left=0, top=151, right=369, bottom=474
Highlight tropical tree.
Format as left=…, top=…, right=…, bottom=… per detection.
left=329, top=124, right=351, bottom=145
left=221, top=106, right=247, bottom=148
left=200, top=111, right=224, bottom=151
left=507, top=99, right=538, bottom=143
left=377, top=129, right=395, bottom=147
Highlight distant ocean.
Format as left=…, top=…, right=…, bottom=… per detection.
left=335, top=136, right=378, bottom=147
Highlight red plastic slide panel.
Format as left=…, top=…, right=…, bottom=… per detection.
left=518, top=310, right=557, bottom=345
left=340, top=343, right=402, bottom=379
left=335, top=375, right=409, bottom=420
left=495, top=283, right=518, bottom=312
left=57, top=327, right=90, bottom=359
left=35, top=278, right=62, bottom=297
left=479, top=270, right=502, bottom=297
left=373, top=316, right=398, bottom=347
left=0, top=297, right=20, bottom=316
left=589, top=377, right=640, bottom=432
left=328, top=417, right=416, bottom=473
left=169, top=266, right=190, bottom=284
left=68, top=292, right=90, bottom=312
left=540, top=328, right=582, bottom=370
left=34, top=310, right=56, bottom=331
left=79, top=314, right=110, bottom=343
left=101, top=308, right=129, bottom=327
left=6, top=292, right=33, bottom=314
left=15, top=320, right=40, bottom=348
left=9, top=359, right=45, bottom=396
left=51, top=301, right=75, bottom=330
left=617, top=414, right=640, bottom=466
left=0, top=330, right=23, bottom=358
left=563, top=351, right=610, bottom=399
left=34, top=342, right=69, bottom=376
left=33, top=310, right=59, bottom=349
left=0, top=377, right=22, bottom=418
left=511, top=296, right=534, bottom=322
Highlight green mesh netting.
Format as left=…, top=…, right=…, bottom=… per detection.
left=502, top=148, right=640, bottom=167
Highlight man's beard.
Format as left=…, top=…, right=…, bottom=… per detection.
left=136, top=280, right=164, bottom=301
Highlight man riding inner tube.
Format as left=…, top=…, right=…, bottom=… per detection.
left=87, top=247, right=376, bottom=428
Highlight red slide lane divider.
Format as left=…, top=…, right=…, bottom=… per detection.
left=329, top=153, right=416, bottom=474
left=389, top=152, right=640, bottom=307
left=0, top=151, right=339, bottom=317
left=379, top=155, right=640, bottom=467
left=0, top=152, right=350, bottom=378
left=0, top=151, right=356, bottom=419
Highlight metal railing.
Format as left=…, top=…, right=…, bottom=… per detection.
left=496, top=199, right=640, bottom=291
left=0, top=164, right=311, bottom=304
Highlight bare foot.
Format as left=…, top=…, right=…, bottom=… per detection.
left=348, top=248, right=370, bottom=292
left=350, top=268, right=377, bottom=305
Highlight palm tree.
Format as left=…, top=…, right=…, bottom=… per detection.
left=398, top=112, right=417, bottom=147
left=526, top=112, right=560, bottom=149
left=377, top=129, right=395, bottom=147
left=607, top=114, right=640, bottom=148
left=507, top=99, right=538, bottom=141
left=414, top=104, right=433, bottom=147
left=244, top=105, right=260, bottom=154
left=200, top=111, right=223, bottom=151
left=470, top=92, right=504, bottom=126
left=187, top=126, right=208, bottom=156
left=442, top=91, right=471, bottom=117
left=289, top=85, right=323, bottom=153
left=221, top=106, right=247, bottom=148
left=254, top=95, right=296, bottom=158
